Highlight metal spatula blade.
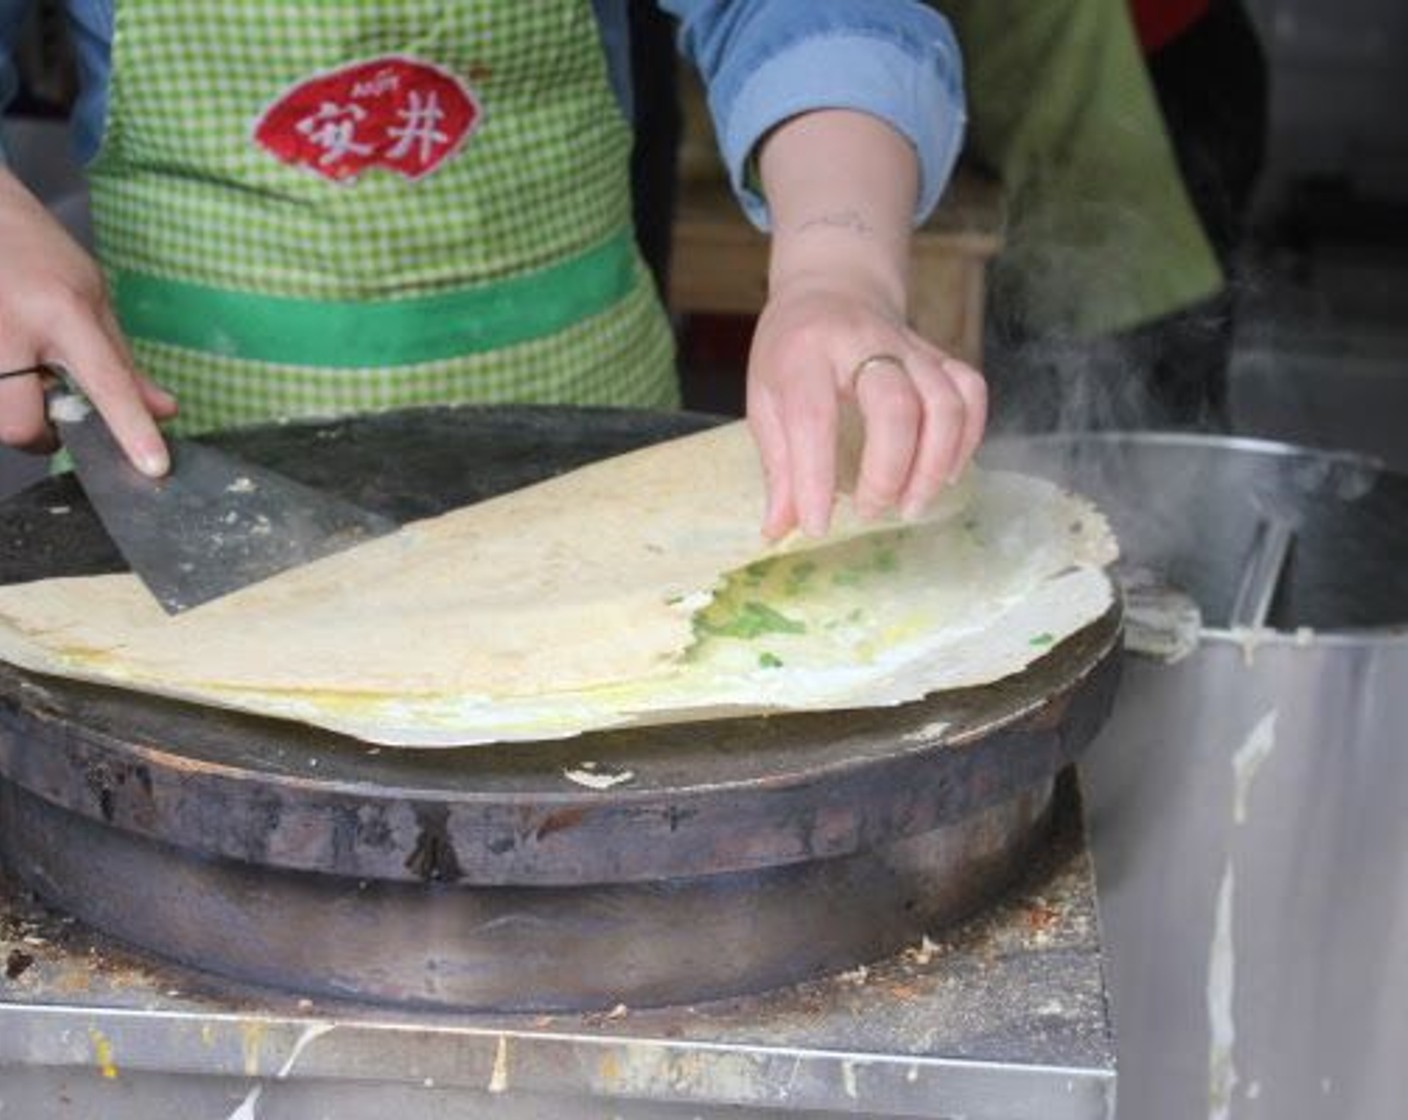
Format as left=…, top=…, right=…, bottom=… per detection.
left=50, top=392, right=398, bottom=614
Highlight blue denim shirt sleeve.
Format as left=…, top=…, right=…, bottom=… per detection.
left=0, top=0, right=113, bottom=166
left=60, top=0, right=115, bottom=162
left=589, top=0, right=633, bottom=121
left=661, top=0, right=966, bottom=229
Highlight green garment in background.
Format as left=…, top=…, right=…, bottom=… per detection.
left=933, top=0, right=1223, bottom=339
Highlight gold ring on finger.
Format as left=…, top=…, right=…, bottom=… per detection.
left=851, top=352, right=908, bottom=388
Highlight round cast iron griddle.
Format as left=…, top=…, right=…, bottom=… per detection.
left=0, top=405, right=1122, bottom=1010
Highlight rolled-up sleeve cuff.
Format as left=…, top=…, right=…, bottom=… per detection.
left=718, top=31, right=966, bottom=231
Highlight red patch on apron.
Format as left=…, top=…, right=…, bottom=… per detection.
left=253, top=56, right=479, bottom=183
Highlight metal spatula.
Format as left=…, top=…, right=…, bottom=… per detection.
left=3, top=364, right=398, bottom=614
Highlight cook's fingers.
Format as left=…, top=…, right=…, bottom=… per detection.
left=944, top=356, right=988, bottom=476
left=135, top=371, right=179, bottom=419
left=747, top=388, right=798, bottom=540
left=0, top=367, right=58, bottom=453
left=54, top=315, right=170, bottom=476
left=852, top=358, right=921, bottom=519
left=781, top=374, right=839, bottom=538
left=898, top=355, right=969, bottom=519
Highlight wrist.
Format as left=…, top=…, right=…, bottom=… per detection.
left=767, top=248, right=909, bottom=323
left=758, top=109, right=917, bottom=320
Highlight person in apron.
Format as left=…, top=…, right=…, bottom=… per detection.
left=932, top=0, right=1258, bottom=431
left=0, top=1, right=984, bottom=537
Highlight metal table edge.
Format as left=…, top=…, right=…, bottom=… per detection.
left=0, top=1001, right=1116, bottom=1119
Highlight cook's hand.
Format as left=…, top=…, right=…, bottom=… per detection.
left=750, top=108, right=984, bottom=539
left=747, top=277, right=986, bottom=540
left=0, top=168, right=175, bottom=475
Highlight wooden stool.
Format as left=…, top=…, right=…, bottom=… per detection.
left=667, top=166, right=1004, bottom=366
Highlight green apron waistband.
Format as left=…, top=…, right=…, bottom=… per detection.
left=111, top=230, right=637, bottom=369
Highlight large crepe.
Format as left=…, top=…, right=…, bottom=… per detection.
left=0, top=421, right=1117, bottom=745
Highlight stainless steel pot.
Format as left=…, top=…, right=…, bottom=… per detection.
left=981, top=433, right=1408, bottom=1120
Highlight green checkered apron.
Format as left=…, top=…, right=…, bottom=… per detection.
left=87, top=0, right=678, bottom=434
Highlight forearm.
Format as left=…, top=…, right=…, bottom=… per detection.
left=759, top=109, right=917, bottom=316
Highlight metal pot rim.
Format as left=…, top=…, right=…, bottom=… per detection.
left=1200, top=624, right=1408, bottom=646
left=985, top=429, right=1391, bottom=476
